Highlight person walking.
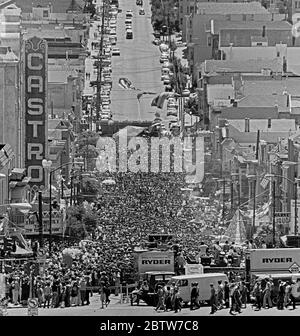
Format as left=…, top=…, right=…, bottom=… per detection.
left=216, top=280, right=224, bottom=309
left=277, top=281, right=285, bottom=310
left=289, top=280, right=298, bottom=310
left=284, top=281, right=292, bottom=308
left=262, top=280, right=272, bottom=309
left=43, top=282, right=52, bottom=309
left=79, top=276, right=87, bottom=306
left=190, top=282, right=200, bottom=310
left=210, top=283, right=217, bottom=314
left=155, top=285, right=166, bottom=312
left=37, top=284, right=44, bottom=308
left=12, top=278, right=20, bottom=305
left=174, top=288, right=182, bottom=313
left=224, top=281, right=230, bottom=308
left=240, top=281, right=248, bottom=309
left=70, top=281, right=79, bottom=307
left=252, top=282, right=262, bottom=310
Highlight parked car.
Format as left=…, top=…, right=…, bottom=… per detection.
left=139, top=8, right=145, bottom=15
left=112, top=47, right=121, bottom=56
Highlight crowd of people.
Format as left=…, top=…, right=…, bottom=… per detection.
left=0, top=170, right=249, bottom=310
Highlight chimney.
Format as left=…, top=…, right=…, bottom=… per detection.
left=262, top=25, right=266, bottom=38
left=245, top=118, right=250, bottom=132
left=268, top=118, right=272, bottom=129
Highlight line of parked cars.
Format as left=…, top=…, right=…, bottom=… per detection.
left=90, top=2, right=123, bottom=121
left=125, top=10, right=133, bottom=39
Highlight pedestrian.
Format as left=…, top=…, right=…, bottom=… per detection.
left=289, top=280, right=298, bottom=310
left=37, top=284, right=44, bottom=308
left=43, top=282, right=52, bottom=308
left=12, top=278, right=20, bottom=305
left=224, top=281, right=230, bottom=308
left=277, top=281, right=285, bottom=310
left=240, top=281, right=248, bottom=309
left=262, top=280, right=272, bottom=309
left=284, top=281, right=292, bottom=308
left=70, top=281, right=79, bottom=307
left=216, top=280, right=224, bottom=309
left=99, top=282, right=106, bottom=309
left=209, top=283, right=217, bottom=314
left=155, top=285, right=166, bottom=311
left=79, top=276, right=87, bottom=306
left=174, top=288, right=182, bottom=313
left=190, top=282, right=200, bottom=310
left=233, top=285, right=242, bottom=313
left=252, top=282, right=262, bottom=310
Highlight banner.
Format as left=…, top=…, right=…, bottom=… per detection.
left=137, top=251, right=174, bottom=274
left=24, top=36, right=48, bottom=188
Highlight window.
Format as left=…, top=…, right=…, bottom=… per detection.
left=250, top=14, right=254, bottom=21
left=187, top=6, right=189, bottom=14
left=207, top=36, right=212, bottom=46
left=190, top=6, right=194, bottom=14
left=180, top=6, right=183, bottom=13
left=180, top=18, right=183, bottom=25
left=178, top=279, right=188, bottom=287
left=43, top=10, right=49, bottom=18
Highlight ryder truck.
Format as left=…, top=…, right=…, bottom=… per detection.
left=247, top=248, right=300, bottom=276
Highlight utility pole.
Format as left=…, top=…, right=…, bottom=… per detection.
left=95, top=1, right=106, bottom=121
left=295, top=181, right=298, bottom=235
left=272, top=180, right=276, bottom=247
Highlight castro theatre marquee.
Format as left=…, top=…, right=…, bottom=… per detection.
left=24, top=36, right=48, bottom=192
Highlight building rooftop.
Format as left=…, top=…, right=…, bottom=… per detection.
left=237, top=94, right=289, bottom=111
left=228, top=119, right=298, bottom=143
left=211, top=20, right=292, bottom=35
left=228, top=119, right=296, bottom=132
left=23, top=28, right=71, bottom=40
left=0, top=0, right=14, bottom=9
left=219, top=106, right=279, bottom=119
left=197, top=2, right=268, bottom=15
left=243, top=78, right=300, bottom=96
left=203, top=59, right=283, bottom=74
left=14, top=0, right=85, bottom=13
left=48, top=69, right=78, bottom=83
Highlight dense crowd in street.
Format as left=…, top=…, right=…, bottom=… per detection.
left=0, top=169, right=250, bottom=310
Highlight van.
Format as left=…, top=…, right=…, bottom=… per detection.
left=169, top=273, right=228, bottom=304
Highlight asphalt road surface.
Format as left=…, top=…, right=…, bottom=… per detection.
left=6, top=294, right=300, bottom=316
left=111, top=0, right=166, bottom=123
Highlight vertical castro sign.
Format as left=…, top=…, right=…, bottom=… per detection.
left=24, top=36, right=47, bottom=188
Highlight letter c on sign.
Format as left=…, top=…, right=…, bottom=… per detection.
left=28, top=53, right=43, bottom=70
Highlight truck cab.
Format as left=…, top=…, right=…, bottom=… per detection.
left=130, top=271, right=175, bottom=306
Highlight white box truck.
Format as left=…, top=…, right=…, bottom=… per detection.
left=249, top=248, right=300, bottom=275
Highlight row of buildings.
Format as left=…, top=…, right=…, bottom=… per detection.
left=175, top=1, right=300, bottom=238
left=0, top=0, right=91, bottom=238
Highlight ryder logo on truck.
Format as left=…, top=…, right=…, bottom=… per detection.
left=262, top=258, right=293, bottom=263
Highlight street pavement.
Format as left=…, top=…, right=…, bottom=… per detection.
left=110, top=0, right=167, bottom=123
left=6, top=293, right=300, bottom=316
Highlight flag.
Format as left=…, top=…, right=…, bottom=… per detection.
left=137, top=91, right=156, bottom=101
left=151, top=92, right=171, bottom=109
left=151, top=95, right=160, bottom=107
